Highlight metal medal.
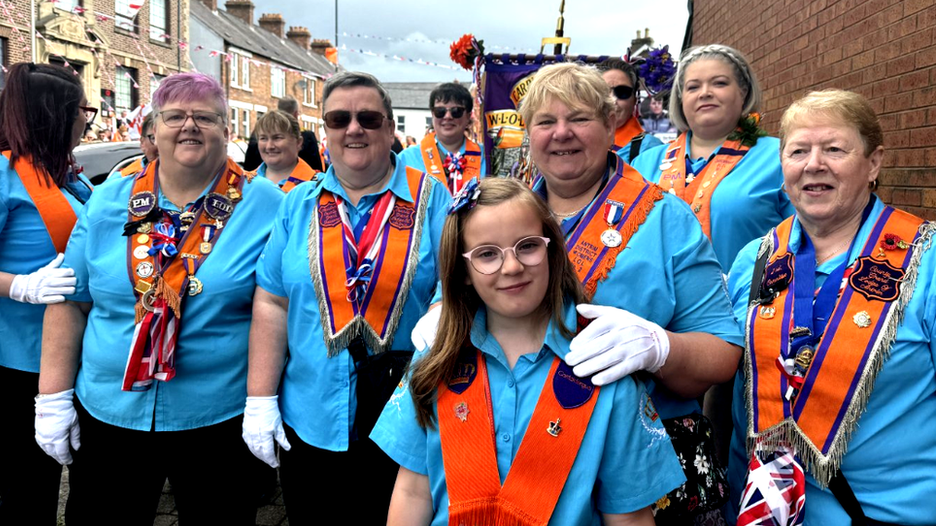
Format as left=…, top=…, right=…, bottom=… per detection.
left=133, top=245, right=151, bottom=259
left=141, top=289, right=157, bottom=312
left=199, top=242, right=212, bottom=255
left=187, top=276, right=204, bottom=297
left=137, top=222, right=153, bottom=234
left=135, top=261, right=154, bottom=278
left=136, top=234, right=150, bottom=244
left=128, top=191, right=157, bottom=217
left=600, top=228, right=623, bottom=248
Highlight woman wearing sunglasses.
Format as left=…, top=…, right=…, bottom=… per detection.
left=244, top=71, right=451, bottom=524
left=36, top=72, right=282, bottom=525
left=0, top=62, right=93, bottom=526
left=399, top=82, right=485, bottom=194
left=599, top=58, right=664, bottom=165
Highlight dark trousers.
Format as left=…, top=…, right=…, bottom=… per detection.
left=279, top=423, right=399, bottom=526
left=0, top=366, right=64, bottom=526
left=64, top=401, right=264, bottom=526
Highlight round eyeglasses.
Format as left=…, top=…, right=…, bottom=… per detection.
left=462, top=236, right=550, bottom=275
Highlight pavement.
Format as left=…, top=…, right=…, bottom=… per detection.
left=56, top=468, right=290, bottom=526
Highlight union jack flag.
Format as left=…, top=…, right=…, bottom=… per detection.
left=738, top=448, right=806, bottom=526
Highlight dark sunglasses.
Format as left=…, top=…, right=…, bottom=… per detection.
left=431, top=106, right=466, bottom=119
left=324, top=110, right=387, bottom=130
left=611, top=85, right=635, bottom=100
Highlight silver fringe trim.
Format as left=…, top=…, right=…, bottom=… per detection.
left=308, top=177, right=433, bottom=358
left=744, top=221, right=936, bottom=486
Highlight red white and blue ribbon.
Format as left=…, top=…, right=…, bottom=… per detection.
left=444, top=152, right=467, bottom=194
left=603, top=199, right=625, bottom=227
left=336, top=192, right=396, bottom=303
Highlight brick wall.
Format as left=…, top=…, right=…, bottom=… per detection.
left=0, top=0, right=34, bottom=65
left=692, top=0, right=936, bottom=219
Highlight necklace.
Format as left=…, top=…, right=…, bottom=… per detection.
left=816, top=238, right=852, bottom=265
left=552, top=203, right=588, bottom=219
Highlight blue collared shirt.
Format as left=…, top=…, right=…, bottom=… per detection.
left=398, top=137, right=487, bottom=180
left=63, top=167, right=283, bottom=431
left=614, top=131, right=663, bottom=164
left=0, top=157, right=92, bottom=372
left=725, top=198, right=936, bottom=524
left=256, top=153, right=450, bottom=451
left=631, top=134, right=794, bottom=272
left=532, top=173, right=743, bottom=419
left=371, top=305, right=685, bottom=524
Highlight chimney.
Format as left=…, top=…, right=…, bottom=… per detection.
left=309, top=38, right=332, bottom=56
left=201, top=0, right=217, bottom=10
left=287, top=27, right=312, bottom=51
left=224, top=0, right=254, bottom=25
left=259, top=13, right=285, bottom=38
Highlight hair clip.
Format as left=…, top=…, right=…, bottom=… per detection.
left=448, top=177, right=481, bottom=215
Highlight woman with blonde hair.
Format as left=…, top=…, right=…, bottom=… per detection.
left=249, top=110, right=318, bottom=192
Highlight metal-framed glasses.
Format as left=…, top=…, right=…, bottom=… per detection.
left=462, top=236, right=550, bottom=275
left=158, top=110, right=224, bottom=129
left=79, top=105, right=98, bottom=124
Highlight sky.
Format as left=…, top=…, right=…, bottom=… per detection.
left=249, top=0, right=690, bottom=82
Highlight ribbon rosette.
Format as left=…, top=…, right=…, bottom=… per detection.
left=445, top=152, right=467, bottom=177
left=880, top=233, right=909, bottom=250
left=149, top=222, right=179, bottom=258
left=448, top=177, right=481, bottom=215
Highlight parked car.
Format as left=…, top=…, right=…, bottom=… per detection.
left=73, top=141, right=143, bottom=185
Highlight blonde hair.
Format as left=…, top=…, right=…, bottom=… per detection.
left=780, top=89, right=883, bottom=156
left=254, top=110, right=301, bottom=141
left=518, top=62, right=615, bottom=129
left=408, top=177, right=584, bottom=428
left=669, top=44, right=762, bottom=132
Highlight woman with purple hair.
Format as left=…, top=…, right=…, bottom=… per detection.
left=35, top=72, right=283, bottom=524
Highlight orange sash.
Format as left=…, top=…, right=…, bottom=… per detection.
left=745, top=207, right=932, bottom=484
left=279, top=158, right=319, bottom=193
left=657, top=132, right=750, bottom=238
left=612, top=115, right=645, bottom=152
left=2, top=151, right=80, bottom=253
left=438, top=350, right=599, bottom=526
left=120, top=157, right=146, bottom=177
left=309, top=166, right=430, bottom=356
left=418, top=132, right=482, bottom=193
left=127, top=158, right=246, bottom=322
left=565, top=156, right=664, bottom=299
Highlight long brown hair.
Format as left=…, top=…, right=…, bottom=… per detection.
left=409, top=177, right=584, bottom=428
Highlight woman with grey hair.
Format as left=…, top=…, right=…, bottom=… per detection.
left=242, top=71, right=451, bottom=523
left=631, top=44, right=793, bottom=272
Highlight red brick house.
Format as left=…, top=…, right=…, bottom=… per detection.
left=190, top=0, right=336, bottom=139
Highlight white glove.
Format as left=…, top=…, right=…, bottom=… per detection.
left=565, top=303, right=670, bottom=386
left=242, top=395, right=291, bottom=468
left=411, top=305, right=442, bottom=352
left=35, top=388, right=81, bottom=465
left=9, top=253, right=76, bottom=304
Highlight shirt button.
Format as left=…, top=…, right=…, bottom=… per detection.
left=502, top=433, right=510, bottom=442
left=507, top=379, right=515, bottom=388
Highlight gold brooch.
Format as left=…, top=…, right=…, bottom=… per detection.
left=853, top=311, right=872, bottom=328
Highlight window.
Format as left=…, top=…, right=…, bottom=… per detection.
left=115, top=0, right=139, bottom=33
left=149, top=0, right=168, bottom=42
left=230, top=108, right=240, bottom=138
left=55, top=0, right=80, bottom=11
left=230, top=52, right=251, bottom=90
left=302, top=77, right=316, bottom=107
left=115, top=66, right=138, bottom=114
left=0, top=38, right=7, bottom=90
left=150, top=74, right=166, bottom=101
left=425, top=116, right=432, bottom=129
left=396, top=115, right=405, bottom=133
left=242, top=110, right=250, bottom=139
left=271, top=67, right=285, bottom=98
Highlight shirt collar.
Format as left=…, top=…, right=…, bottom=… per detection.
left=468, top=302, right=578, bottom=367
left=789, top=194, right=884, bottom=269
left=309, top=152, right=413, bottom=203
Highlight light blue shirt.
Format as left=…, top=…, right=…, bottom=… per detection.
left=256, top=153, right=450, bottom=451
left=614, top=132, right=663, bottom=164
left=532, top=173, right=743, bottom=419
left=631, top=135, right=794, bottom=272
left=63, top=168, right=283, bottom=431
left=371, top=305, right=685, bottom=524
left=725, top=198, right=936, bottom=524
left=0, top=157, right=92, bottom=372
left=398, top=137, right=488, bottom=180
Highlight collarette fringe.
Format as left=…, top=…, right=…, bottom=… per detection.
left=449, top=497, right=543, bottom=526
